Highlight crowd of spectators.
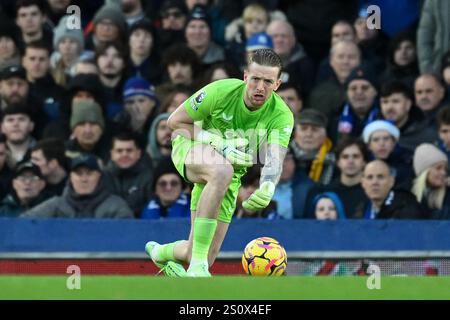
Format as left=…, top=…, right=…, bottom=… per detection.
left=0, top=0, right=450, bottom=220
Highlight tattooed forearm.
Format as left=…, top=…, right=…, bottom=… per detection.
left=260, top=144, right=288, bottom=186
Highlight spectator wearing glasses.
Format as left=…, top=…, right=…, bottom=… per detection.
left=85, top=2, right=128, bottom=51
left=0, top=161, right=48, bottom=217
left=157, top=0, right=189, bottom=51
left=140, top=160, right=190, bottom=219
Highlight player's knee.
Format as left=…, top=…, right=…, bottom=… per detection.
left=210, top=164, right=234, bottom=187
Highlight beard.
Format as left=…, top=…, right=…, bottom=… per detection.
left=5, top=94, right=26, bottom=105
left=101, top=71, right=120, bottom=79
left=8, top=135, right=28, bottom=145
left=122, top=2, right=136, bottom=14
left=158, top=139, right=172, bottom=148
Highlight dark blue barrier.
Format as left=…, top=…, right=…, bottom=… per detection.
left=1, top=218, right=450, bottom=253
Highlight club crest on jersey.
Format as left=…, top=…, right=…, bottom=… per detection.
left=190, top=90, right=207, bottom=110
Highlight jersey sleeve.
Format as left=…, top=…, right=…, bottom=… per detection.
left=267, top=109, right=294, bottom=148
left=183, top=82, right=218, bottom=121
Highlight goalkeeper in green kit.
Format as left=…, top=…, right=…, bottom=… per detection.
left=145, top=49, right=294, bottom=277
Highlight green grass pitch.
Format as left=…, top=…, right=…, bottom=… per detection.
left=1, top=276, right=450, bottom=300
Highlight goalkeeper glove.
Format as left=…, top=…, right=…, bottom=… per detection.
left=242, top=181, right=275, bottom=211
left=197, top=130, right=253, bottom=167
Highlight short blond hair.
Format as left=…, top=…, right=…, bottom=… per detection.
left=243, top=3, right=269, bottom=23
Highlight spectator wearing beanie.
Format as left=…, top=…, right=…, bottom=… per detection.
left=289, top=109, right=336, bottom=186
left=126, top=18, right=163, bottom=85
left=157, top=0, right=189, bottom=52
left=85, top=3, right=128, bottom=51
left=0, top=65, right=30, bottom=108
left=42, top=73, right=107, bottom=140
left=0, top=161, right=50, bottom=217
left=21, top=152, right=134, bottom=219
left=65, top=100, right=111, bottom=163
left=0, top=64, right=50, bottom=140
left=329, top=65, right=380, bottom=144
left=412, top=143, right=450, bottom=219
left=50, top=16, right=88, bottom=87
left=246, top=32, right=273, bottom=52
left=114, top=76, right=159, bottom=146
left=362, top=120, right=414, bottom=189
left=140, top=160, right=190, bottom=219
left=119, top=0, right=146, bottom=26
left=185, top=4, right=225, bottom=67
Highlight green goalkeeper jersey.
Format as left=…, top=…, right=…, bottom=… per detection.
left=183, top=78, right=294, bottom=155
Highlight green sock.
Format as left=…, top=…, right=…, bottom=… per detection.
left=191, top=217, right=217, bottom=262
left=158, top=241, right=182, bottom=262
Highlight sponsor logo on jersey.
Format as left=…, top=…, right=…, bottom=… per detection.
left=190, top=90, right=207, bottom=111
left=195, top=91, right=206, bottom=104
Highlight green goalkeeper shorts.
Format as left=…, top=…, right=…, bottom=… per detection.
left=171, top=135, right=245, bottom=223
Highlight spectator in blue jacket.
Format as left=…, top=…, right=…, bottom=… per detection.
left=140, top=160, right=190, bottom=219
